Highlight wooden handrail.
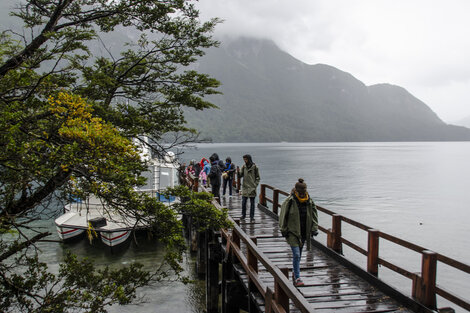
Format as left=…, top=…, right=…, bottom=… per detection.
left=378, top=231, right=426, bottom=254
left=436, top=253, right=470, bottom=274
left=341, top=237, right=367, bottom=256
left=224, top=217, right=312, bottom=312
left=436, top=285, right=470, bottom=311
left=378, top=257, right=419, bottom=280
left=258, top=183, right=470, bottom=311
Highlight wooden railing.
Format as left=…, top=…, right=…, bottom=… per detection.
left=260, top=184, right=470, bottom=312
left=218, top=205, right=312, bottom=313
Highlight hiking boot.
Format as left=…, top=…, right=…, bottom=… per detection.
left=294, top=278, right=305, bottom=287
left=250, top=218, right=255, bottom=223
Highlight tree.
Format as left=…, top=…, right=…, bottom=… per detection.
left=0, top=1, right=227, bottom=312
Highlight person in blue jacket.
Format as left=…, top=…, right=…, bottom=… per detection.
left=222, top=157, right=236, bottom=197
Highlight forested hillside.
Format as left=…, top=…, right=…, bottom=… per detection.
left=185, top=37, right=470, bottom=142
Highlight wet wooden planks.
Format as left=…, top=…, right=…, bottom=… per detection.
left=220, top=195, right=413, bottom=313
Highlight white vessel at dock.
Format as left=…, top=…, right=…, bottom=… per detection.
left=55, top=153, right=179, bottom=248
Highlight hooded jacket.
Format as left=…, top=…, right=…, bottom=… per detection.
left=208, top=153, right=222, bottom=186
left=239, top=155, right=260, bottom=197
left=202, top=160, right=211, bottom=175
left=279, top=194, right=318, bottom=249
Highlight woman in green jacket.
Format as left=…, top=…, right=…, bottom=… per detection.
left=279, top=178, right=318, bottom=287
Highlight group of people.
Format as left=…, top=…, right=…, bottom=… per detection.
left=182, top=153, right=261, bottom=222
left=181, top=153, right=319, bottom=287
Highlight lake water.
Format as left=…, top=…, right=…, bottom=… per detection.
left=35, top=221, right=206, bottom=313
left=182, top=142, right=470, bottom=312
left=39, top=142, right=470, bottom=312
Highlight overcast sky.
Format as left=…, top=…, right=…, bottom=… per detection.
left=196, top=0, right=470, bottom=123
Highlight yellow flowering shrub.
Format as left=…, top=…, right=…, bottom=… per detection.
left=48, top=92, right=141, bottom=173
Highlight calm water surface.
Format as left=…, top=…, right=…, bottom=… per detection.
left=39, top=142, right=469, bottom=312
left=36, top=227, right=205, bottom=313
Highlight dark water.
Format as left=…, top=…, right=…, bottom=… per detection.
left=34, top=221, right=206, bottom=313
left=182, top=142, right=470, bottom=312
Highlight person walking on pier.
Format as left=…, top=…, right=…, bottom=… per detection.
left=238, top=154, right=260, bottom=222
left=208, top=153, right=222, bottom=199
left=222, top=157, right=236, bottom=197
left=279, top=178, right=319, bottom=287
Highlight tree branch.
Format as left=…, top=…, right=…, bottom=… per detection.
left=0, top=232, right=50, bottom=262
left=4, top=168, right=71, bottom=216
left=0, top=0, right=73, bottom=77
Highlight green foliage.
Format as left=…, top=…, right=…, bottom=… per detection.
left=0, top=0, right=227, bottom=311
left=0, top=252, right=150, bottom=313
left=162, top=185, right=233, bottom=232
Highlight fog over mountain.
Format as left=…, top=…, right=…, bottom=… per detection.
left=186, top=37, right=470, bottom=142
left=454, top=115, right=470, bottom=128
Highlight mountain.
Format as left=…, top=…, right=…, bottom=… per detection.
left=186, top=37, right=470, bottom=142
left=454, top=115, right=470, bottom=128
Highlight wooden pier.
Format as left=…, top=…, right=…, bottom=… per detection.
left=183, top=175, right=470, bottom=313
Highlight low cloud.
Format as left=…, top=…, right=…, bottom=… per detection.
left=197, top=0, right=470, bottom=122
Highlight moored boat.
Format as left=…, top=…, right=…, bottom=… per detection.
left=55, top=152, right=179, bottom=249
left=55, top=212, right=86, bottom=241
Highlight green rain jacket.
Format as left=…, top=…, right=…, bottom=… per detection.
left=239, top=164, right=260, bottom=197
left=279, top=195, right=319, bottom=249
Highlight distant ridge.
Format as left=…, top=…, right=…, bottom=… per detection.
left=454, top=115, right=470, bottom=128
left=185, top=37, right=470, bottom=142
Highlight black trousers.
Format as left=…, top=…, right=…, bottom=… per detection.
left=211, top=184, right=220, bottom=199
left=223, top=177, right=233, bottom=195
left=242, top=196, right=255, bottom=218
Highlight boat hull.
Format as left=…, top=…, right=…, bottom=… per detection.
left=100, top=230, right=132, bottom=247
left=56, top=226, right=85, bottom=241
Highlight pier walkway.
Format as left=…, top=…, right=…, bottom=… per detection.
left=184, top=176, right=470, bottom=313
left=219, top=195, right=418, bottom=313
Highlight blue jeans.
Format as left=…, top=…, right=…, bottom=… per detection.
left=291, top=240, right=306, bottom=279
left=242, top=196, right=255, bottom=218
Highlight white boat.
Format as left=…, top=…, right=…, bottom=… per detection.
left=55, top=153, right=180, bottom=248
left=55, top=198, right=138, bottom=248
left=55, top=212, right=86, bottom=240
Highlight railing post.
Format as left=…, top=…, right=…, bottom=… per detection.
left=247, top=237, right=258, bottom=312
left=415, top=250, right=437, bottom=309
left=275, top=267, right=290, bottom=313
left=327, top=214, right=343, bottom=254
left=236, top=166, right=241, bottom=194
left=247, top=237, right=258, bottom=274
left=272, top=188, right=280, bottom=215
left=196, top=230, right=206, bottom=277
left=206, top=232, right=219, bottom=313
left=367, top=229, right=380, bottom=276
left=232, top=221, right=240, bottom=249
left=260, top=184, right=267, bottom=206
left=265, top=287, right=274, bottom=313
